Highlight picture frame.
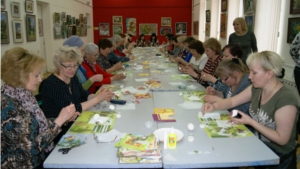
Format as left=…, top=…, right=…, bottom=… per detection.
left=206, top=10, right=211, bottom=22
left=61, top=12, right=66, bottom=21
left=245, top=15, right=254, bottom=31
left=244, top=0, right=254, bottom=14
left=287, top=17, right=300, bottom=43
left=1, top=11, right=9, bottom=44
left=221, top=0, right=227, bottom=12
left=72, top=17, right=76, bottom=25
left=75, top=19, right=79, bottom=26
left=161, top=17, right=171, bottom=26
left=205, top=23, right=210, bottom=37
left=76, top=26, right=80, bottom=36
left=175, top=22, right=187, bottom=35
left=83, top=17, right=87, bottom=24
left=61, top=22, right=67, bottom=39
left=83, top=25, right=87, bottom=36
left=67, top=25, right=74, bottom=38
left=25, top=0, right=34, bottom=13
left=38, top=19, right=43, bottom=36
left=53, top=12, right=60, bottom=24
left=79, top=13, right=83, bottom=23
left=12, top=19, right=23, bottom=42
left=220, top=13, right=227, bottom=38
left=160, top=27, right=172, bottom=35
left=112, top=16, right=122, bottom=24
left=290, top=0, right=300, bottom=14
left=66, top=15, right=72, bottom=25
left=113, top=25, right=123, bottom=35
left=193, top=21, right=199, bottom=35
left=54, top=25, right=62, bottom=39
left=26, top=14, right=36, bottom=42
left=1, top=0, right=5, bottom=10
left=80, top=24, right=84, bottom=36
left=139, top=23, right=157, bottom=35
left=11, top=2, right=21, bottom=18
left=99, top=23, right=109, bottom=36
left=126, top=18, right=136, bottom=36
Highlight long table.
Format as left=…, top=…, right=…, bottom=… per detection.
left=43, top=47, right=279, bottom=168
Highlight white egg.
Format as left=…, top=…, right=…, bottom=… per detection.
left=199, top=124, right=205, bottom=128
left=179, top=92, right=183, bottom=96
left=232, top=109, right=238, bottom=117
left=109, top=105, right=116, bottom=110
left=187, top=123, right=194, bottom=130
left=188, top=136, right=194, bottom=142
left=116, top=114, right=121, bottom=118
left=93, top=114, right=100, bottom=120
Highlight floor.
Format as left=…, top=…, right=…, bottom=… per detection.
left=35, top=72, right=300, bottom=169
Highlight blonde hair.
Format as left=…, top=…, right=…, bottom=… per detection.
left=1, top=47, right=45, bottom=88
left=233, top=17, right=248, bottom=32
left=246, top=51, right=283, bottom=77
left=203, top=38, right=222, bottom=55
left=215, top=58, right=249, bottom=77
left=53, top=46, right=82, bottom=74
left=177, top=36, right=187, bottom=43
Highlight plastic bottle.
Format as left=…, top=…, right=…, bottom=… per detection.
left=167, top=127, right=177, bottom=149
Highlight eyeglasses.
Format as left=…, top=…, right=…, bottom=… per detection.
left=61, top=63, right=79, bottom=70
left=222, top=77, right=229, bottom=82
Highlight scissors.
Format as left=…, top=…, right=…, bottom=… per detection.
left=58, top=144, right=80, bottom=154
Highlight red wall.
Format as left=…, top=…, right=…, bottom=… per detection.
left=92, top=0, right=192, bottom=44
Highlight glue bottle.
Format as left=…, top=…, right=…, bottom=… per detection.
left=167, top=127, right=177, bottom=149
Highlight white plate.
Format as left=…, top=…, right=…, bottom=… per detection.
left=153, top=128, right=184, bottom=142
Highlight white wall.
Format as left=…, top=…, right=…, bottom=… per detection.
left=1, top=0, right=94, bottom=73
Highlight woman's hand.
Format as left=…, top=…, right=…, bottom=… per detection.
left=113, top=62, right=123, bottom=71
left=96, top=88, right=113, bottom=102
left=112, top=73, right=126, bottom=81
left=201, top=72, right=216, bottom=83
left=184, top=66, right=197, bottom=77
left=129, top=55, right=134, bottom=60
left=89, top=74, right=103, bottom=83
left=201, top=103, right=215, bottom=115
left=203, top=95, right=221, bottom=103
left=206, top=86, right=216, bottom=95
left=230, top=110, right=253, bottom=125
left=55, top=104, right=80, bottom=127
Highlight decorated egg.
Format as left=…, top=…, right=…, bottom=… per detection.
left=187, top=123, right=194, bottom=130
left=93, top=114, right=100, bottom=120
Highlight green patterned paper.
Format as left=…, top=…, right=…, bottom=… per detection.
left=171, top=74, right=193, bottom=81
left=181, top=90, right=205, bottom=102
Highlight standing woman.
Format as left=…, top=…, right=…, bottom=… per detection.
left=148, top=33, right=159, bottom=47
left=228, top=17, right=258, bottom=63
left=136, top=34, right=146, bottom=47
left=290, top=32, right=300, bottom=95
left=202, top=51, right=299, bottom=169
left=1, top=47, right=79, bottom=168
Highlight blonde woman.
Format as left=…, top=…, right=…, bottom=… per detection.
left=228, top=17, right=257, bottom=63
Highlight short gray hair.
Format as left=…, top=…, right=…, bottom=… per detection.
left=84, top=43, right=98, bottom=55
left=108, top=38, right=116, bottom=45
left=112, top=35, right=122, bottom=42
left=53, top=46, right=82, bottom=74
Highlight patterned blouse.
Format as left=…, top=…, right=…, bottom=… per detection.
left=1, top=94, right=61, bottom=168
left=96, top=53, right=113, bottom=71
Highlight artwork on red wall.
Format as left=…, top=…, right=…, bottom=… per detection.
left=193, top=21, right=198, bottom=35
left=126, top=18, right=136, bottom=36
left=112, top=16, right=122, bottom=24
left=160, top=27, right=172, bottom=35
left=99, top=23, right=109, bottom=36
left=139, top=24, right=157, bottom=35
left=113, top=25, right=123, bottom=35
left=175, top=22, right=187, bottom=35
left=161, top=17, right=171, bottom=26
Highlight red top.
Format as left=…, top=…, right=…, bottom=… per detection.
left=113, top=49, right=126, bottom=57
left=82, top=61, right=114, bottom=94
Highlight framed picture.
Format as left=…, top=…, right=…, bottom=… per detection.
left=175, top=22, right=187, bottom=35
left=113, top=25, right=123, bottom=35
left=99, top=23, right=109, bottom=36
left=244, top=0, right=254, bottom=14
left=72, top=17, right=76, bottom=25
left=112, top=16, right=122, bottom=24
left=161, top=17, right=171, bottom=26
left=83, top=25, right=87, bottom=36
left=79, top=13, right=83, bottom=23
left=206, top=10, right=211, bottom=22
left=75, top=19, right=79, bottom=26
left=38, top=19, right=43, bottom=36
left=12, top=20, right=23, bottom=42
left=290, top=0, right=300, bottom=14
left=11, top=2, right=21, bottom=18
left=66, top=15, right=71, bottom=25
left=54, top=26, right=61, bottom=39
left=61, top=12, right=66, bottom=21
left=53, top=12, right=60, bottom=24
left=220, top=13, right=227, bottom=38
left=160, top=27, right=172, bottom=35
left=80, top=24, right=84, bottom=36
left=1, top=0, right=5, bottom=10
left=26, top=14, right=36, bottom=42
left=1, top=11, right=9, bottom=44
left=67, top=26, right=73, bottom=38
left=76, top=26, right=80, bottom=36
left=245, top=15, right=254, bottom=31
left=126, top=18, right=136, bottom=36
left=139, top=23, right=157, bottom=35
left=221, top=0, right=227, bottom=12
left=193, top=21, right=199, bottom=35
left=61, top=22, right=67, bottom=38
left=25, top=0, right=34, bottom=13
left=83, top=17, right=87, bottom=24
left=205, top=23, right=210, bottom=37
left=287, top=17, right=300, bottom=43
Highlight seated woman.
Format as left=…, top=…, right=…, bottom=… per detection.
left=82, top=43, right=126, bottom=94
left=169, top=36, right=187, bottom=63
left=204, top=58, right=251, bottom=115
left=174, top=36, right=196, bottom=64
left=202, top=51, right=299, bottom=169
left=107, top=38, right=134, bottom=65
left=41, top=46, right=113, bottom=143
left=136, top=34, right=147, bottom=47
left=1, top=47, right=79, bottom=168
left=148, top=33, right=159, bottom=47
left=160, top=33, right=174, bottom=54
left=179, top=40, right=208, bottom=72
left=114, top=34, right=127, bottom=57
left=167, top=35, right=180, bottom=59
left=96, top=38, right=125, bottom=73
left=185, top=38, right=223, bottom=87
left=63, top=35, right=103, bottom=91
